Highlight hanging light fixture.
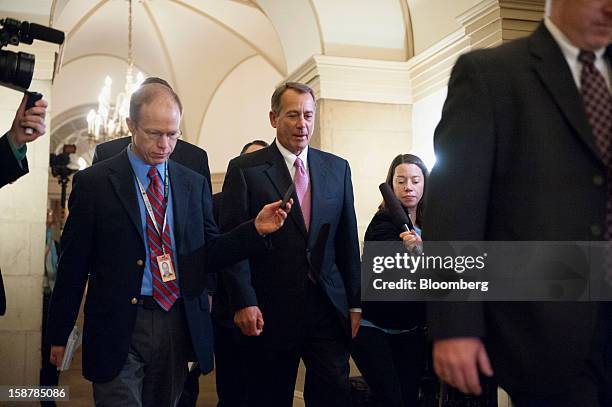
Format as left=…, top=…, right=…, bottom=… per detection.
left=87, top=0, right=144, bottom=141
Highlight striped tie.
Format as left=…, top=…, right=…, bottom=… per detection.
left=146, top=166, right=179, bottom=310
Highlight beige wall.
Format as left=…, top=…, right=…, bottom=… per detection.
left=0, top=78, right=52, bottom=387
left=315, top=99, right=412, bottom=239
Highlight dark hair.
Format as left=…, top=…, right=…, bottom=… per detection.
left=129, top=77, right=183, bottom=123
left=380, top=154, right=428, bottom=228
left=270, top=82, right=316, bottom=115
left=240, top=139, right=269, bottom=155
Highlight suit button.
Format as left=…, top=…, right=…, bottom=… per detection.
left=593, top=174, right=604, bottom=186
left=591, top=224, right=602, bottom=237
left=131, top=297, right=138, bottom=305
left=136, top=259, right=144, bottom=267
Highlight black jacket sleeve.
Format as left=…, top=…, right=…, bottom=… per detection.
left=0, top=133, right=28, bottom=188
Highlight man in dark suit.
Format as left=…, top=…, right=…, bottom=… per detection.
left=424, top=0, right=612, bottom=405
left=91, top=78, right=215, bottom=407
left=219, top=82, right=361, bottom=406
left=0, top=93, right=47, bottom=316
left=212, top=139, right=268, bottom=407
left=47, top=81, right=290, bottom=406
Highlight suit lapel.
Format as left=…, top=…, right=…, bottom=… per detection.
left=264, top=143, right=308, bottom=240
left=307, top=149, right=329, bottom=248
left=168, top=160, right=191, bottom=251
left=529, top=23, right=602, bottom=163
left=108, top=152, right=144, bottom=244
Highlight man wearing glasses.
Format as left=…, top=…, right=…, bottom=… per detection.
left=91, top=77, right=212, bottom=191
left=47, top=80, right=291, bottom=406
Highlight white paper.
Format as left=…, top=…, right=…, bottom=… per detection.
left=59, top=325, right=82, bottom=371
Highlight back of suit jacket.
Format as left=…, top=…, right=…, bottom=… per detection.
left=424, top=24, right=605, bottom=396
left=219, top=143, right=360, bottom=347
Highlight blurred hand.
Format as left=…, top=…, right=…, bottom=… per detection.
left=9, top=93, right=48, bottom=148
left=350, top=311, right=361, bottom=339
left=234, top=306, right=264, bottom=336
left=433, top=337, right=493, bottom=395
left=399, top=230, right=422, bottom=254
left=254, top=199, right=292, bottom=235
left=50, top=345, right=65, bottom=369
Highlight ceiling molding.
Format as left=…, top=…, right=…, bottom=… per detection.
left=171, top=0, right=286, bottom=76
left=408, top=0, right=501, bottom=101
left=285, top=55, right=411, bottom=105
left=283, top=0, right=506, bottom=105
left=399, top=0, right=415, bottom=60
left=307, top=0, right=326, bottom=55
left=61, top=52, right=149, bottom=75
left=64, top=0, right=109, bottom=42
left=142, top=1, right=179, bottom=92
left=195, top=53, right=258, bottom=145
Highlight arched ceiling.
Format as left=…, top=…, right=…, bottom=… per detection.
left=51, top=0, right=287, bottom=142
left=0, top=0, right=419, bottom=170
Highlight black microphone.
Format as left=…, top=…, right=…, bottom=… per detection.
left=379, top=183, right=414, bottom=232
left=19, top=21, right=65, bottom=45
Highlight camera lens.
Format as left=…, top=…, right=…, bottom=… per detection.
left=0, top=49, right=34, bottom=89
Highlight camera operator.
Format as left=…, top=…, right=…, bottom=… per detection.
left=0, top=92, right=48, bottom=189
left=0, top=92, right=47, bottom=317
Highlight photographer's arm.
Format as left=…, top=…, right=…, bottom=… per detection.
left=0, top=94, right=47, bottom=188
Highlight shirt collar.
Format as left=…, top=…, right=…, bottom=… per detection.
left=275, top=138, right=309, bottom=170
left=126, top=143, right=167, bottom=184
left=545, top=18, right=606, bottom=61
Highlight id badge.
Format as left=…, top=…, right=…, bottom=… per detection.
left=157, top=253, right=176, bottom=282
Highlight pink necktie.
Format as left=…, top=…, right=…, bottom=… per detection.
left=293, top=157, right=311, bottom=230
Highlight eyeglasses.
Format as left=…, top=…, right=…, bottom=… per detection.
left=137, top=126, right=182, bottom=141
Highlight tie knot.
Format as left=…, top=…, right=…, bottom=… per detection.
left=147, top=166, right=159, bottom=180
left=578, top=50, right=596, bottom=66
left=294, top=157, right=304, bottom=169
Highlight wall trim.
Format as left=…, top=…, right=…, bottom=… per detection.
left=284, top=55, right=411, bottom=105
left=407, top=0, right=502, bottom=102
left=282, top=0, right=504, bottom=105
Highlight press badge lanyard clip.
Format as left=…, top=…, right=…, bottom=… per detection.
left=136, top=164, right=176, bottom=282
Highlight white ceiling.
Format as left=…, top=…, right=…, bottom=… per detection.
left=0, top=0, right=415, bottom=171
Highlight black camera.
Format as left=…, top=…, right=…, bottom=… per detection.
left=0, top=17, right=64, bottom=91
left=50, top=144, right=78, bottom=179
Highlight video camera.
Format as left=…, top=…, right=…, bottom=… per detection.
left=50, top=144, right=78, bottom=211
left=0, top=17, right=64, bottom=91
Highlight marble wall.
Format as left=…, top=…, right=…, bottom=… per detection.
left=0, top=71, right=53, bottom=387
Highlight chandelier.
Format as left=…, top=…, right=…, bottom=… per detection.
left=86, top=0, right=144, bottom=141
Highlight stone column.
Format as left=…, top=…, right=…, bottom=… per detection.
left=286, top=55, right=413, bottom=238
left=0, top=41, right=56, bottom=387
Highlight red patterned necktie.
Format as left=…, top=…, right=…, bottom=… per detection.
left=146, top=166, right=179, bottom=310
left=580, top=51, right=612, bottom=241
left=294, top=157, right=311, bottom=230
left=579, top=50, right=612, bottom=287
left=579, top=50, right=612, bottom=168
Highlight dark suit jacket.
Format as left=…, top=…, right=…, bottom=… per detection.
left=92, top=136, right=211, bottom=192
left=424, top=23, right=607, bottom=397
left=219, top=142, right=360, bottom=347
left=92, top=137, right=216, bottom=294
left=0, top=133, right=29, bottom=316
left=362, top=210, right=425, bottom=330
left=47, top=151, right=266, bottom=382
left=0, top=133, right=28, bottom=189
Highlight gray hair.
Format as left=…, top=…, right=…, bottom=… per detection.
left=270, top=82, right=316, bottom=115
